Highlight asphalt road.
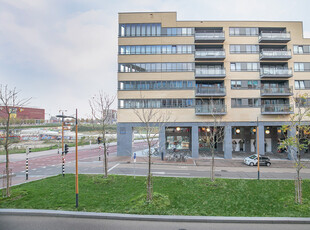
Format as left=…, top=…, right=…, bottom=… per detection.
left=2, top=140, right=310, bottom=189
left=1, top=215, right=310, bottom=230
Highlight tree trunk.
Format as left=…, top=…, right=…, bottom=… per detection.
left=103, top=131, right=108, bottom=178
left=211, top=148, right=215, bottom=182
left=146, top=143, right=152, bottom=202
left=296, top=168, right=302, bottom=204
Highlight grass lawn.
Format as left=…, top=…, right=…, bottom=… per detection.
left=0, top=174, right=309, bottom=217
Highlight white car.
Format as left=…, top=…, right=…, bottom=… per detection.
left=244, top=154, right=271, bottom=167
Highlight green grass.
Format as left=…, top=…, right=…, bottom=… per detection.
left=0, top=175, right=310, bottom=217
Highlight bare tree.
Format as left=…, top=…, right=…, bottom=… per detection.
left=0, top=85, right=30, bottom=197
left=134, top=103, right=171, bottom=202
left=89, top=91, right=115, bottom=178
left=279, top=93, right=310, bottom=204
left=198, top=98, right=225, bottom=182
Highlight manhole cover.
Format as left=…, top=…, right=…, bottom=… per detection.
left=221, top=170, right=228, bottom=172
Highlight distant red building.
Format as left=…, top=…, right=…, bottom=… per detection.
left=0, top=106, right=45, bottom=120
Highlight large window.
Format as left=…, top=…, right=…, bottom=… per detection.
left=166, top=127, right=191, bottom=150
left=118, top=80, right=195, bottom=90
left=119, top=23, right=193, bottom=37
left=293, top=45, right=310, bottom=54
left=230, top=45, right=259, bottom=54
left=231, top=98, right=260, bottom=108
left=119, top=45, right=193, bottom=55
left=119, top=63, right=194, bottom=73
left=295, top=80, right=306, bottom=90
left=229, top=27, right=258, bottom=36
left=118, top=99, right=194, bottom=109
left=230, top=63, right=259, bottom=72
left=294, top=63, right=310, bottom=72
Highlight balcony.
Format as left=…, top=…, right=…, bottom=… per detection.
left=259, top=32, right=291, bottom=43
left=194, top=32, right=225, bottom=42
left=195, top=50, right=225, bottom=60
left=196, top=87, right=226, bottom=97
left=261, top=104, right=293, bottom=115
left=260, top=49, right=292, bottom=60
left=195, top=68, right=226, bottom=78
left=260, top=86, right=293, bottom=96
left=260, top=68, right=293, bottom=78
left=195, top=104, right=227, bottom=115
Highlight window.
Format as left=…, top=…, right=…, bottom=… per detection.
left=119, top=63, right=194, bottom=73
left=231, top=80, right=242, bottom=89
left=232, top=98, right=260, bottom=108
left=229, top=27, right=258, bottom=36
left=294, top=45, right=310, bottom=54
left=295, top=62, right=310, bottom=72
left=295, top=80, right=305, bottom=90
left=248, top=80, right=258, bottom=89
left=231, top=62, right=259, bottom=71
left=230, top=45, right=259, bottom=54
left=118, top=45, right=193, bottom=55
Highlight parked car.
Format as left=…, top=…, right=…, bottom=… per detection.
left=244, top=154, right=271, bottom=167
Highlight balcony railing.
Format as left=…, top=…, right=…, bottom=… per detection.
left=196, top=87, right=226, bottom=96
left=194, top=32, right=225, bottom=42
left=260, top=68, right=293, bottom=78
left=195, top=104, right=227, bottom=115
left=260, top=86, right=293, bottom=96
left=195, top=50, right=225, bottom=59
left=261, top=104, right=293, bottom=114
left=260, top=49, right=292, bottom=60
left=259, top=32, right=291, bottom=43
left=195, top=68, right=226, bottom=78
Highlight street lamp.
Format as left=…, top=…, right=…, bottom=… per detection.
left=56, top=109, right=79, bottom=208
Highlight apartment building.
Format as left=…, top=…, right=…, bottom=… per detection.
left=117, top=12, right=310, bottom=159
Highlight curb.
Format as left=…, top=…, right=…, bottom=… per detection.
left=0, top=209, right=310, bottom=224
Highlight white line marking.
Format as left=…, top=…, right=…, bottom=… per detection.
left=108, top=163, right=120, bottom=172
left=42, top=166, right=46, bottom=169
left=153, top=172, right=165, bottom=175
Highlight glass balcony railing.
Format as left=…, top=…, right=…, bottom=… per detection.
left=260, top=86, right=293, bottom=96
left=195, top=104, right=227, bottom=115
left=195, top=32, right=225, bottom=41
left=195, top=50, right=225, bottom=59
left=260, top=49, right=292, bottom=59
left=195, top=68, right=226, bottom=78
left=196, top=87, right=226, bottom=96
left=259, top=32, right=291, bottom=43
left=261, top=104, right=293, bottom=114
left=260, top=68, right=293, bottom=78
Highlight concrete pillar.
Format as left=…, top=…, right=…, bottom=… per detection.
left=271, top=126, right=278, bottom=154
left=258, top=123, right=265, bottom=155
left=192, top=125, right=199, bottom=158
left=224, top=125, right=232, bottom=159
left=117, top=124, right=133, bottom=156
left=159, top=125, right=166, bottom=157
left=244, top=126, right=251, bottom=153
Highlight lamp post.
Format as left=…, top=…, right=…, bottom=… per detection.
left=56, top=109, right=79, bottom=208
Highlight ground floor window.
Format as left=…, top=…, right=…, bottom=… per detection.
left=165, top=127, right=191, bottom=150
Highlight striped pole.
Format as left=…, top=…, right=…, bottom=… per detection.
left=62, top=154, right=65, bottom=177
left=26, top=149, right=29, bottom=180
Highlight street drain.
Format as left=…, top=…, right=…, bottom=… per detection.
left=215, top=174, right=221, bottom=176
left=221, top=170, right=228, bottom=172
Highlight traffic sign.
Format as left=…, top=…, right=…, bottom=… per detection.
left=134, top=152, right=136, bottom=163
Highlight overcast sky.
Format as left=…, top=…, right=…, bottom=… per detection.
left=1, top=0, right=310, bottom=119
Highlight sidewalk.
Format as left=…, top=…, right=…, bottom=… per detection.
left=1, top=209, right=310, bottom=224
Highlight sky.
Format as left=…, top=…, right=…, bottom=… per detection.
left=1, top=0, right=310, bottom=119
